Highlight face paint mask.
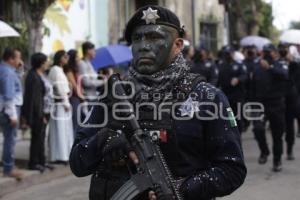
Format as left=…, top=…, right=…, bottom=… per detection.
left=131, top=25, right=176, bottom=75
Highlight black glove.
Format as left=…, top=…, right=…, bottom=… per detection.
left=99, top=128, right=132, bottom=164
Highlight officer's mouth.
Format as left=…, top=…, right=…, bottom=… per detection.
left=137, top=57, right=155, bottom=65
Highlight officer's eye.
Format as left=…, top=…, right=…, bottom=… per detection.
left=148, top=33, right=163, bottom=40
left=132, top=34, right=142, bottom=42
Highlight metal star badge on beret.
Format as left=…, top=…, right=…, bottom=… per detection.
left=141, top=7, right=160, bottom=24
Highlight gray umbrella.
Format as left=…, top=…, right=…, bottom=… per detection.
left=0, top=20, right=20, bottom=38
left=240, top=36, right=271, bottom=51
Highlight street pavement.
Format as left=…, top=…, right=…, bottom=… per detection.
left=222, top=131, right=300, bottom=200
left=1, top=128, right=300, bottom=199
left=2, top=175, right=90, bottom=200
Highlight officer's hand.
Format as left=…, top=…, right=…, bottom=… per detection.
left=230, top=78, right=239, bottom=86
left=260, top=59, right=271, bottom=69
left=148, top=191, right=157, bottom=200
left=101, top=128, right=138, bottom=164
left=129, top=151, right=139, bottom=165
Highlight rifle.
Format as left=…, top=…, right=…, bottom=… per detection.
left=108, top=74, right=183, bottom=200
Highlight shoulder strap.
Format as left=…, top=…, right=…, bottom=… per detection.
left=176, top=73, right=206, bottom=96
left=191, top=73, right=206, bottom=90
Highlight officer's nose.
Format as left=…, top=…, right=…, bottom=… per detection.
left=139, top=39, right=151, bottom=52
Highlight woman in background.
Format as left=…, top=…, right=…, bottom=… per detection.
left=65, top=49, right=85, bottom=136
left=48, top=50, right=74, bottom=164
left=22, top=53, right=50, bottom=172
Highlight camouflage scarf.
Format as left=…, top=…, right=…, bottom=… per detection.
left=128, top=53, right=189, bottom=103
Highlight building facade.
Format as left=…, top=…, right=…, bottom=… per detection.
left=1, top=0, right=228, bottom=55
left=108, top=0, right=229, bottom=53
left=42, top=0, right=109, bottom=55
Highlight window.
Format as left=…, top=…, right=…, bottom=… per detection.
left=200, top=22, right=218, bottom=53
left=0, top=0, right=4, bottom=19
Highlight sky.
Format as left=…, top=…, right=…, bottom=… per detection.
left=264, top=0, right=300, bottom=30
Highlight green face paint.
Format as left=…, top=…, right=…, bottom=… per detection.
left=131, top=25, right=177, bottom=75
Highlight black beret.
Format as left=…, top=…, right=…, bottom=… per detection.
left=124, top=5, right=185, bottom=44
left=222, top=45, right=235, bottom=53
left=278, top=42, right=289, bottom=49
left=244, top=44, right=256, bottom=49
left=263, top=44, right=277, bottom=52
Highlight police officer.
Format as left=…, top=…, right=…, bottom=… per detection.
left=182, top=39, right=195, bottom=69
left=278, top=43, right=299, bottom=160
left=287, top=45, right=300, bottom=138
left=243, top=45, right=259, bottom=100
left=251, top=44, right=289, bottom=172
left=191, top=47, right=219, bottom=86
left=69, top=6, right=246, bottom=200
left=218, top=46, right=248, bottom=133
left=242, top=45, right=260, bottom=130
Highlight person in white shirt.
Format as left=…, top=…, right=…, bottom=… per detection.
left=78, top=42, right=104, bottom=102
left=48, top=50, right=74, bottom=164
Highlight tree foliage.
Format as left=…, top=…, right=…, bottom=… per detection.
left=45, top=3, right=71, bottom=35
left=0, top=22, right=29, bottom=61
left=228, top=0, right=275, bottom=41
left=258, top=1, right=273, bottom=37
left=19, top=0, right=56, bottom=21
left=0, top=0, right=56, bottom=61
left=290, top=21, right=300, bottom=30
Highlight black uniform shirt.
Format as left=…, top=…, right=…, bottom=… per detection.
left=69, top=81, right=247, bottom=200
left=191, top=60, right=219, bottom=86
left=252, top=59, right=289, bottom=100
left=218, top=61, right=248, bottom=101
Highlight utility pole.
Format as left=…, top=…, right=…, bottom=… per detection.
left=225, top=0, right=231, bottom=44
left=125, top=0, right=129, bottom=24
left=219, top=0, right=231, bottom=44
left=191, top=0, right=196, bottom=45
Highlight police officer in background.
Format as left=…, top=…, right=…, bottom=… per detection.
left=278, top=43, right=299, bottom=160
left=191, top=47, right=219, bottom=86
left=243, top=45, right=259, bottom=101
left=182, top=39, right=195, bottom=69
left=243, top=45, right=260, bottom=130
left=218, top=46, right=248, bottom=133
left=287, top=45, right=300, bottom=138
left=252, top=44, right=289, bottom=172
left=69, top=6, right=246, bottom=200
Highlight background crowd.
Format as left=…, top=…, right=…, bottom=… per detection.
left=1, top=37, right=300, bottom=180
left=183, top=40, right=300, bottom=172
left=0, top=41, right=113, bottom=180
